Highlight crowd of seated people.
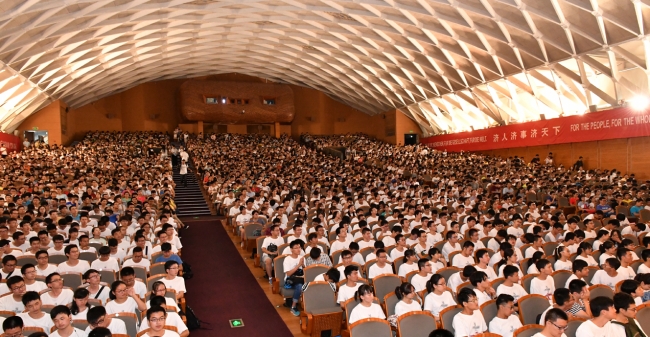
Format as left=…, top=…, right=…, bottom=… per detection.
left=189, top=132, right=650, bottom=337
left=0, top=132, right=189, bottom=337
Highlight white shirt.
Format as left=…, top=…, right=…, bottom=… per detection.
left=474, top=265, right=498, bottom=281
left=398, top=263, right=418, bottom=278
left=25, top=281, right=47, bottom=293
left=368, top=263, right=394, bottom=279
left=489, top=314, right=523, bottom=337
left=576, top=254, right=598, bottom=267
left=139, top=311, right=188, bottom=335
left=530, top=277, right=555, bottom=300
left=442, top=242, right=461, bottom=261
left=337, top=283, right=361, bottom=304
left=84, top=318, right=127, bottom=335
left=423, top=291, right=456, bottom=317
left=565, top=275, right=589, bottom=288
left=41, top=289, right=75, bottom=306
left=0, top=295, right=24, bottom=313
left=496, top=283, right=528, bottom=303
left=591, top=270, right=627, bottom=290
left=161, top=276, right=186, bottom=294
left=90, top=258, right=120, bottom=271
left=394, top=300, right=422, bottom=317
left=50, top=328, right=87, bottom=337
left=575, top=320, right=623, bottom=337
left=554, top=259, right=572, bottom=271
left=105, top=297, right=138, bottom=314
left=452, top=310, right=487, bottom=337
left=411, top=273, right=432, bottom=292
left=123, top=258, right=151, bottom=271
left=348, top=303, right=386, bottom=324
left=452, top=254, right=475, bottom=268
left=19, top=312, right=54, bottom=333
left=57, top=260, right=91, bottom=274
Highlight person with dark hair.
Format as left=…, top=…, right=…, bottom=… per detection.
left=367, top=249, right=393, bottom=279
left=161, top=261, right=185, bottom=300
left=452, top=288, right=487, bottom=337
left=525, top=235, right=544, bottom=258
left=18, top=290, right=53, bottom=333
left=2, top=316, right=24, bottom=337
left=394, top=282, right=421, bottom=317
left=140, top=296, right=188, bottom=337
left=21, top=264, right=46, bottom=293
left=488, top=294, right=522, bottom=337
left=282, top=240, right=305, bottom=316
left=0, top=276, right=26, bottom=313
left=575, top=296, right=618, bottom=337
left=568, top=279, right=592, bottom=319
left=41, top=272, right=74, bottom=306
left=534, top=308, right=569, bottom=337
left=617, top=248, right=637, bottom=280
left=141, top=306, right=180, bottom=337
left=448, top=265, right=476, bottom=294
left=90, top=246, right=119, bottom=272
left=56, top=244, right=90, bottom=274
left=348, top=284, right=385, bottom=324
left=530, top=259, right=555, bottom=300
left=620, top=280, right=644, bottom=305
left=452, top=241, right=475, bottom=268
left=337, top=265, right=361, bottom=304
left=412, top=258, right=433, bottom=292
left=474, top=249, right=497, bottom=281
left=441, top=230, right=460, bottom=261
left=0, top=254, right=20, bottom=279
left=398, top=249, right=419, bottom=277
left=428, top=329, right=454, bottom=337
left=50, top=305, right=86, bottom=337
left=576, top=242, right=598, bottom=267
left=469, top=271, right=496, bottom=305
left=424, top=274, right=456, bottom=321
left=85, top=306, right=127, bottom=334
left=496, top=265, right=528, bottom=303
left=591, top=258, right=626, bottom=290
left=538, top=288, right=575, bottom=323
left=612, top=292, right=647, bottom=337
left=565, top=259, right=590, bottom=288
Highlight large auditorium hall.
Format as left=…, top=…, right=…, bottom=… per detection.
left=0, top=1, right=650, bottom=337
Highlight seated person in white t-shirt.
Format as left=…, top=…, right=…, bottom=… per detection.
left=488, top=294, right=523, bottom=337
left=49, top=304, right=87, bottom=337
left=139, top=306, right=182, bottom=337
left=612, top=292, right=647, bottom=337
left=140, top=296, right=188, bottom=337
left=0, top=255, right=22, bottom=280
left=313, top=268, right=341, bottom=285
left=121, top=267, right=148, bottom=298
left=575, top=296, right=619, bottom=337
left=161, top=261, right=186, bottom=300
left=337, top=265, right=362, bottom=304
left=348, top=284, right=386, bottom=324
left=533, top=307, right=570, bottom=337
left=123, top=247, right=151, bottom=272
left=90, top=246, right=120, bottom=272
left=56, top=244, right=91, bottom=274
left=394, top=282, right=422, bottom=317
left=448, top=265, right=476, bottom=295
left=0, top=276, right=26, bottom=313
left=18, top=291, right=54, bottom=333
left=530, top=259, right=556, bottom=300
left=85, top=306, right=128, bottom=335
left=538, top=288, right=575, bottom=324
left=452, top=241, right=475, bottom=268
left=470, top=271, right=496, bottom=306
left=47, top=235, right=66, bottom=256
left=41, top=273, right=74, bottom=306
left=496, top=265, right=528, bottom=303
left=452, top=288, right=488, bottom=337
left=591, top=258, right=627, bottom=291
left=367, top=248, right=394, bottom=280
left=619, top=279, right=644, bottom=305
left=20, top=264, right=46, bottom=293
left=410, top=258, right=433, bottom=292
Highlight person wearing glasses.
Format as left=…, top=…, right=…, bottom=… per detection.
left=140, top=306, right=181, bottom=337
left=17, top=291, right=53, bottom=334
left=612, top=292, right=647, bottom=337
left=41, top=272, right=74, bottom=306
left=83, top=269, right=110, bottom=305
left=85, top=306, right=127, bottom=335
left=0, top=276, right=27, bottom=313
left=104, top=280, right=146, bottom=314
left=20, top=264, right=46, bottom=293
left=2, top=316, right=24, bottom=337
left=534, top=308, right=570, bottom=337
left=160, top=261, right=185, bottom=300
left=139, top=296, right=188, bottom=337
left=424, top=274, right=456, bottom=323
left=148, top=282, right=179, bottom=312
left=488, top=294, right=522, bottom=337
left=575, top=296, right=620, bottom=337
left=49, top=305, right=87, bottom=337
left=451, top=287, right=487, bottom=337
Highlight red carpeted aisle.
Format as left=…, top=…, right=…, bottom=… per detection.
left=180, top=219, right=293, bottom=337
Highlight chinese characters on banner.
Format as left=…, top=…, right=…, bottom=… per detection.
left=0, top=133, right=20, bottom=152
left=420, top=107, right=650, bottom=152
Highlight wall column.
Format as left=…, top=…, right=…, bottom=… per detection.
left=197, top=121, right=204, bottom=134
left=274, top=122, right=280, bottom=138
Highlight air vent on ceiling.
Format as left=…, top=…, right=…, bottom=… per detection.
left=326, top=12, right=358, bottom=22
left=303, top=45, right=317, bottom=51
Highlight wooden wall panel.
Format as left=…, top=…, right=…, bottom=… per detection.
left=630, top=137, right=650, bottom=179
left=598, top=139, right=628, bottom=174
left=549, top=143, right=573, bottom=168
left=572, top=141, right=599, bottom=171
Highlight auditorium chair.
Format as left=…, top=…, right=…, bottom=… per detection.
left=438, top=305, right=462, bottom=333
left=49, top=255, right=68, bottom=265
left=436, top=267, right=461, bottom=283
left=100, top=269, right=118, bottom=286
left=16, top=256, right=37, bottom=267
left=520, top=274, right=536, bottom=293
left=372, top=275, right=402, bottom=305
left=112, top=312, right=138, bottom=337
left=589, top=284, right=614, bottom=300
left=304, top=264, right=330, bottom=283
left=349, top=318, right=392, bottom=337
left=517, top=294, right=550, bottom=325
left=79, top=252, right=98, bottom=263
left=396, top=311, right=436, bottom=337
left=513, top=324, right=543, bottom=337
left=551, top=270, right=572, bottom=289
left=456, top=281, right=473, bottom=295
left=479, top=299, right=498, bottom=327
left=300, top=281, right=343, bottom=337
left=565, top=318, right=585, bottom=337
left=150, top=262, right=167, bottom=276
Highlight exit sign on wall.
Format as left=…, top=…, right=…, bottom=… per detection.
left=229, top=319, right=244, bottom=328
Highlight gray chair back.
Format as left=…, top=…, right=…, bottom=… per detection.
left=552, top=270, right=572, bottom=289
left=79, top=252, right=97, bottom=263
left=372, top=274, right=402, bottom=304
left=518, top=295, right=550, bottom=325
left=304, top=264, right=329, bottom=283
left=302, top=281, right=340, bottom=313
left=479, top=299, right=498, bottom=326
left=439, top=306, right=462, bottom=333
left=514, top=325, right=543, bottom=337
left=565, top=319, right=585, bottom=337
left=397, top=312, right=437, bottom=337
left=16, top=256, right=37, bottom=267
left=112, top=312, right=138, bottom=337
left=273, top=255, right=294, bottom=299
left=50, top=255, right=68, bottom=264
left=384, top=293, right=399, bottom=316
left=350, top=319, right=392, bottom=337
left=61, top=272, right=83, bottom=290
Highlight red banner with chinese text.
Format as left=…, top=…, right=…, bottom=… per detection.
left=0, top=133, right=20, bottom=152
left=420, top=107, right=650, bottom=151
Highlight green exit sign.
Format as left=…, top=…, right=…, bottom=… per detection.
left=229, top=319, right=244, bottom=328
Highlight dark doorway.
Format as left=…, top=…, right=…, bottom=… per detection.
left=404, top=134, right=417, bottom=145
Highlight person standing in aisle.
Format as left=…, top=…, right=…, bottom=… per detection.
left=180, top=160, right=188, bottom=187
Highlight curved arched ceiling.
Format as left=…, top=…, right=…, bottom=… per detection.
left=0, top=0, right=648, bottom=135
